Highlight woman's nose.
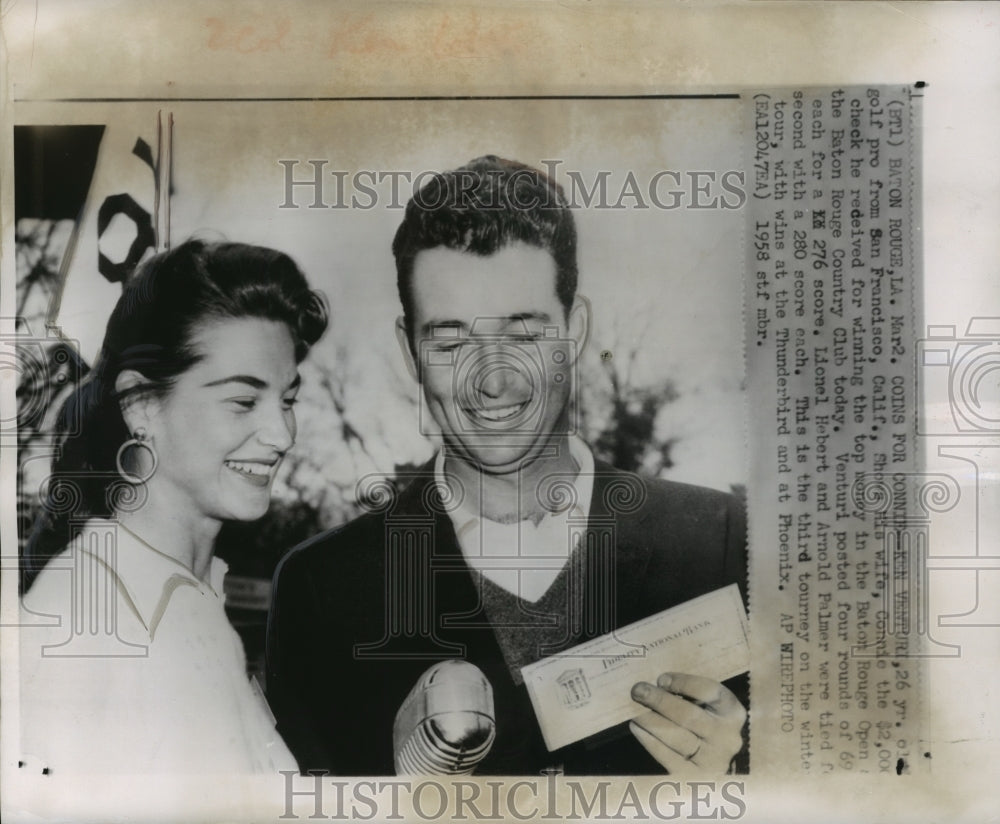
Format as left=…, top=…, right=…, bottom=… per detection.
left=259, top=403, right=296, bottom=451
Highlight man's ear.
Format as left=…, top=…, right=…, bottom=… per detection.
left=567, top=294, right=592, bottom=363
left=395, top=316, right=420, bottom=382
left=114, top=370, right=157, bottom=436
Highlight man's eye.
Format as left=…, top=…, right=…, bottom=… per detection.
left=282, top=396, right=299, bottom=410
left=230, top=398, right=257, bottom=410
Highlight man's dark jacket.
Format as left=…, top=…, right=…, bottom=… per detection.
left=266, top=459, right=748, bottom=775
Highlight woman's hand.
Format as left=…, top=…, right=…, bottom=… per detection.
left=629, top=672, right=746, bottom=774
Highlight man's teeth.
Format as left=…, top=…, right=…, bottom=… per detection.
left=225, top=461, right=270, bottom=476
left=471, top=403, right=525, bottom=422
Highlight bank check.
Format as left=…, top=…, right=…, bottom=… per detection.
left=520, top=585, right=750, bottom=752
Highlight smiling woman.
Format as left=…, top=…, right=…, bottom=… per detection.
left=19, top=239, right=328, bottom=775
left=119, top=318, right=301, bottom=536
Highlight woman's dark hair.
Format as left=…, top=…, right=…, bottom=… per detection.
left=23, top=239, right=328, bottom=590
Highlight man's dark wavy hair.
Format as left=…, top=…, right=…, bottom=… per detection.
left=392, top=155, right=578, bottom=346
left=23, top=239, right=329, bottom=592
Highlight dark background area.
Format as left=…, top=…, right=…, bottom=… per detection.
left=15, top=126, right=105, bottom=219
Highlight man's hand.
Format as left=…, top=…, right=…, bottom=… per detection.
left=629, top=672, right=746, bottom=774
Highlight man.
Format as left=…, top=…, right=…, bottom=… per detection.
left=266, top=156, right=748, bottom=775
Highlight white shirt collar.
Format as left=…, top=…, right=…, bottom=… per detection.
left=433, top=435, right=595, bottom=531
left=76, top=519, right=228, bottom=640
left=433, top=437, right=595, bottom=600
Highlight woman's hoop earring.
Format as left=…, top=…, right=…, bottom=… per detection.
left=115, top=427, right=158, bottom=484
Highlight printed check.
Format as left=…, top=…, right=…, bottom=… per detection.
left=520, top=584, right=750, bottom=752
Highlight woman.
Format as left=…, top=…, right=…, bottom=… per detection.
left=19, top=239, right=328, bottom=774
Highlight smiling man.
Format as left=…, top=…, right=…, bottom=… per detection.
left=266, top=156, right=748, bottom=775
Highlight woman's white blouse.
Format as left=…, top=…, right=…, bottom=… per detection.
left=18, top=520, right=297, bottom=775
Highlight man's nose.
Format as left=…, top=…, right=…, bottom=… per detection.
left=471, top=342, right=532, bottom=398
left=474, top=361, right=518, bottom=398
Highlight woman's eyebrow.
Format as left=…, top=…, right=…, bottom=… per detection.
left=202, top=373, right=301, bottom=391
left=201, top=375, right=268, bottom=389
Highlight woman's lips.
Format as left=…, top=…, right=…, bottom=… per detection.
left=224, top=459, right=276, bottom=487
